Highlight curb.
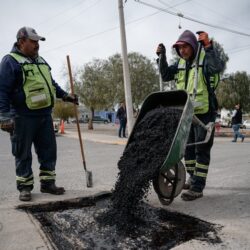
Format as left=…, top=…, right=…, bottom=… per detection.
left=61, top=130, right=127, bottom=145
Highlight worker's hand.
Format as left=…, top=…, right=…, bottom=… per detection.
left=197, top=32, right=211, bottom=48
left=0, top=119, right=14, bottom=133
left=156, top=43, right=166, bottom=56
left=63, top=94, right=79, bottom=105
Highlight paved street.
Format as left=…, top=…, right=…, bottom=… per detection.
left=0, top=124, right=250, bottom=249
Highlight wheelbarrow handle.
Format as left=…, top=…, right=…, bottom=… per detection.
left=186, top=116, right=215, bottom=147
left=192, top=115, right=208, bottom=130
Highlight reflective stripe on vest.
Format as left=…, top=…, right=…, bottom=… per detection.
left=9, top=53, right=56, bottom=110
left=175, top=50, right=219, bottom=114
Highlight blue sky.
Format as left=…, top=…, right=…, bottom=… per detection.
left=1, top=0, right=250, bottom=89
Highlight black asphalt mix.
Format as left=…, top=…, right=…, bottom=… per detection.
left=27, top=107, right=222, bottom=249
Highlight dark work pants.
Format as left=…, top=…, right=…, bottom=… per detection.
left=11, top=115, right=57, bottom=191
left=184, top=112, right=216, bottom=192
left=118, top=119, right=127, bottom=137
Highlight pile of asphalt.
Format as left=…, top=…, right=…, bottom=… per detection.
left=99, top=106, right=182, bottom=233
left=32, top=198, right=221, bottom=249
left=29, top=106, right=222, bottom=249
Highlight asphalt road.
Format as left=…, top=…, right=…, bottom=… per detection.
left=0, top=126, right=250, bottom=249
left=0, top=129, right=123, bottom=203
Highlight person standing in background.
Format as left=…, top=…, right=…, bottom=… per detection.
left=116, top=101, right=127, bottom=138
left=231, top=104, right=245, bottom=142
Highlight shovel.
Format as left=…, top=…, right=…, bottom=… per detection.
left=66, top=55, right=93, bottom=188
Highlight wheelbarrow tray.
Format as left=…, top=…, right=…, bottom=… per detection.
left=127, top=90, right=194, bottom=173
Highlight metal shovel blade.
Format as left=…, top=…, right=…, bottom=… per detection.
left=86, top=170, right=93, bottom=188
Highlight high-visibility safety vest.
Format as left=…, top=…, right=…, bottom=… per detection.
left=10, top=53, right=56, bottom=110
left=175, top=50, right=219, bottom=114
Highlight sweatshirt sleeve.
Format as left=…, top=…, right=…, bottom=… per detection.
left=0, top=55, right=20, bottom=117
left=159, top=54, right=178, bottom=82
left=203, top=45, right=224, bottom=75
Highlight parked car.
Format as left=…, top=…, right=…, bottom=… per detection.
left=92, top=116, right=109, bottom=124
left=71, top=116, right=109, bottom=124
left=71, top=117, right=88, bottom=123
left=242, top=120, right=250, bottom=129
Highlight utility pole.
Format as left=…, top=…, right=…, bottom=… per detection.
left=118, top=0, right=134, bottom=135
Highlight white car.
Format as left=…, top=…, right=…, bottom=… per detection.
left=243, top=120, right=250, bottom=129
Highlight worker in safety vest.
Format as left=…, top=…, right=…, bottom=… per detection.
left=0, top=27, right=78, bottom=201
left=156, top=30, right=223, bottom=201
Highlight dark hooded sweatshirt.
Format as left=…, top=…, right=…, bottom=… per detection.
left=0, top=43, right=67, bottom=119
left=159, top=30, right=223, bottom=87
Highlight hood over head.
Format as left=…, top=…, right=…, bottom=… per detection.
left=173, top=30, right=198, bottom=58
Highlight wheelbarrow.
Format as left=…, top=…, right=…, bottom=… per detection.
left=126, top=90, right=214, bottom=205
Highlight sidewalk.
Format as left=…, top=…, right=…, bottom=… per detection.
left=214, top=126, right=250, bottom=138
left=63, top=129, right=128, bottom=145
left=62, top=122, right=250, bottom=145
left=0, top=191, right=109, bottom=250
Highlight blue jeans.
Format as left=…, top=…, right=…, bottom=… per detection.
left=11, top=115, right=57, bottom=191
left=232, top=124, right=244, bottom=141
left=118, top=119, right=127, bottom=137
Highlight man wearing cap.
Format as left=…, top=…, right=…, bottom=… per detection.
left=0, top=27, right=78, bottom=201
left=156, top=30, right=223, bottom=201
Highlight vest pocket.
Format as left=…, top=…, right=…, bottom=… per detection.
left=25, top=86, right=51, bottom=109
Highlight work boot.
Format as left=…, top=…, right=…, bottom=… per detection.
left=181, top=190, right=203, bottom=201
left=40, top=182, right=65, bottom=195
left=19, top=188, right=31, bottom=201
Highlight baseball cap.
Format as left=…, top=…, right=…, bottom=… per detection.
left=16, top=27, right=46, bottom=41
left=173, top=41, right=187, bottom=48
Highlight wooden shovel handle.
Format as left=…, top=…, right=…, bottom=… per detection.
left=66, top=55, right=87, bottom=169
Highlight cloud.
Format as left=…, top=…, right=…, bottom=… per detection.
left=1, top=0, right=249, bottom=88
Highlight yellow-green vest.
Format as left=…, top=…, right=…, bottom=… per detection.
left=175, top=50, right=219, bottom=114
left=10, top=53, right=56, bottom=110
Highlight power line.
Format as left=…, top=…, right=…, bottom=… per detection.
left=227, top=44, right=250, bottom=54
left=36, top=0, right=87, bottom=27
left=0, top=0, right=87, bottom=47
left=43, top=10, right=161, bottom=54
left=192, top=0, right=250, bottom=32
left=43, top=0, right=192, bottom=54
left=43, top=26, right=119, bottom=54
left=158, top=0, right=192, bottom=12
left=134, top=0, right=250, bottom=37
left=46, top=0, right=102, bottom=35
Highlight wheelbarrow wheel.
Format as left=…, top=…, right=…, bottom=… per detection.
left=153, top=161, right=186, bottom=205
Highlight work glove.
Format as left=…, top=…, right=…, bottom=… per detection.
left=0, top=119, right=14, bottom=134
left=197, top=31, right=211, bottom=48
left=156, top=43, right=166, bottom=56
left=62, top=94, right=79, bottom=105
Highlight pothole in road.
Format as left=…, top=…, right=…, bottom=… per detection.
left=19, top=106, right=222, bottom=249
left=19, top=193, right=222, bottom=250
